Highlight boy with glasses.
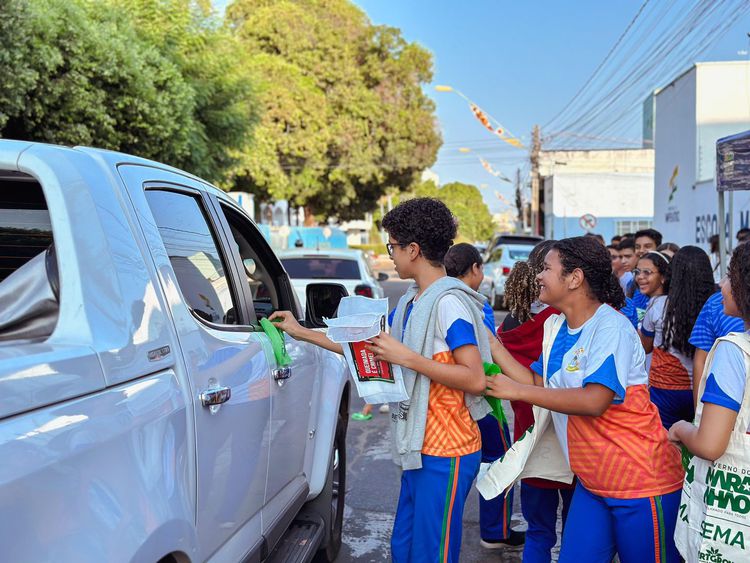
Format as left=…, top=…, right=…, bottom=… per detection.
left=271, top=198, right=492, bottom=562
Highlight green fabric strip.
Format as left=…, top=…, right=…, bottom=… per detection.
left=439, top=457, right=457, bottom=562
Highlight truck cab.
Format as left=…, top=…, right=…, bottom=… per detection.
left=0, top=140, right=350, bottom=563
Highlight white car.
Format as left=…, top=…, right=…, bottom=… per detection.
left=279, top=248, right=388, bottom=312
left=483, top=243, right=533, bottom=309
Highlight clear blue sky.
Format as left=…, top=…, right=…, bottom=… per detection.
left=353, top=0, right=750, bottom=213
left=215, top=1, right=750, bottom=214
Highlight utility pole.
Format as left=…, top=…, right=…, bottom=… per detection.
left=530, top=125, right=541, bottom=236
left=514, top=167, right=523, bottom=233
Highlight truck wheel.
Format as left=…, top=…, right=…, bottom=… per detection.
left=312, top=413, right=347, bottom=562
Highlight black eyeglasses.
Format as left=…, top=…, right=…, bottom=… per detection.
left=386, top=242, right=409, bottom=256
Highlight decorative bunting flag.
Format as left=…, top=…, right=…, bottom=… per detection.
left=469, top=103, right=524, bottom=148
left=480, top=157, right=512, bottom=183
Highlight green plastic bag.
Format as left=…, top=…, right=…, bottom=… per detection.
left=260, top=317, right=292, bottom=366
left=484, top=361, right=507, bottom=425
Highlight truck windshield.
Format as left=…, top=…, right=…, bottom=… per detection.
left=282, top=258, right=360, bottom=280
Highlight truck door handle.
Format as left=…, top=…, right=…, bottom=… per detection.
left=273, top=367, right=291, bottom=381
left=200, top=386, right=231, bottom=407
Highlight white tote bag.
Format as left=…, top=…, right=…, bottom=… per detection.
left=477, top=314, right=574, bottom=500
left=675, top=332, right=750, bottom=563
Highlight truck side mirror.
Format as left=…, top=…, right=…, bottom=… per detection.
left=305, top=283, right=348, bottom=328
left=377, top=272, right=389, bottom=282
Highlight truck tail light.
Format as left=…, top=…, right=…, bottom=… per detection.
left=354, top=284, right=374, bottom=298
left=502, top=266, right=511, bottom=276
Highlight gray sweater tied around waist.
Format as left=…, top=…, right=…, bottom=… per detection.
left=389, top=276, right=492, bottom=470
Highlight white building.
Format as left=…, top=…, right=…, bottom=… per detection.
left=540, top=149, right=655, bottom=241
left=653, top=61, right=750, bottom=247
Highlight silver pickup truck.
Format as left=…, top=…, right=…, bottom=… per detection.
left=0, top=140, right=351, bottom=563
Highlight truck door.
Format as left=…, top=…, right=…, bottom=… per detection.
left=210, top=198, right=320, bottom=543
left=119, top=165, right=271, bottom=562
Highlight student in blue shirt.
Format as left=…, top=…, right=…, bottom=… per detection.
left=444, top=243, right=526, bottom=550
left=689, top=288, right=745, bottom=405
left=669, top=240, right=750, bottom=561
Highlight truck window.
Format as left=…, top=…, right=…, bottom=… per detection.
left=145, top=190, right=239, bottom=326
left=0, top=171, right=58, bottom=341
left=0, top=173, right=53, bottom=281
left=220, top=203, right=281, bottom=322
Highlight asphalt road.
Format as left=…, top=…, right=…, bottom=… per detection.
left=335, top=279, right=529, bottom=562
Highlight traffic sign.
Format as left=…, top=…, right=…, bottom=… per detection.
left=579, top=213, right=597, bottom=231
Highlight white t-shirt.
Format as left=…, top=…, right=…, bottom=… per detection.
left=641, top=295, right=694, bottom=376
left=530, top=304, right=647, bottom=458
left=391, top=294, right=478, bottom=353
left=701, top=332, right=749, bottom=413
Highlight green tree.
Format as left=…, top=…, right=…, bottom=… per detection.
left=0, top=0, right=257, bottom=182
left=0, top=0, right=196, bottom=166
left=438, top=182, right=495, bottom=242
left=104, top=0, right=259, bottom=181
left=413, top=180, right=494, bottom=242
left=227, top=0, right=441, bottom=222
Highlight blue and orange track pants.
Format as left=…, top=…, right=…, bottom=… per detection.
left=558, top=482, right=681, bottom=563
left=391, top=451, right=481, bottom=563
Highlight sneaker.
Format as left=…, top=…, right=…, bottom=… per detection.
left=378, top=404, right=390, bottom=414
left=480, top=530, right=525, bottom=549
left=351, top=412, right=373, bottom=421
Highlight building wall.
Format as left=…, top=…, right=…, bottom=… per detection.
left=654, top=62, right=750, bottom=247
left=541, top=149, right=654, bottom=242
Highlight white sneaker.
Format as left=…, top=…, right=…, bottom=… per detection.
left=378, top=404, right=390, bottom=414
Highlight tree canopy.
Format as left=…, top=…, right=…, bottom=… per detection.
left=0, top=0, right=256, bottom=182
left=226, top=0, right=441, bottom=221
left=414, top=181, right=495, bottom=242
left=0, top=0, right=443, bottom=221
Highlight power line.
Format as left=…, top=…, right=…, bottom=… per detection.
left=543, top=0, right=653, bottom=131
left=546, top=0, right=750, bottom=150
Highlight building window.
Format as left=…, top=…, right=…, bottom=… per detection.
left=615, top=220, right=653, bottom=236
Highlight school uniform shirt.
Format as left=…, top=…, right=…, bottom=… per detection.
left=389, top=295, right=482, bottom=457
left=619, top=271, right=633, bottom=293
left=631, top=287, right=650, bottom=324
left=688, top=291, right=745, bottom=352
left=482, top=301, right=496, bottom=333
left=701, top=330, right=750, bottom=413
left=641, top=295, right=693, bottom=390
left=529, top=304, right=684, bottom=499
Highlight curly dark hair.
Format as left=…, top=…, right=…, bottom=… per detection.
left=444, top=243, right=482, bottom=278
left=551, top=236, right=625, bottom=309
left=729, top=242, right=750, bottom=323
left=662, top=246, right=715, bottom=358
left=504, top=239, right=556, bottom=322
left=381, top=198, right=457, bottom=265
left=638, top=251, right=672, bottom=294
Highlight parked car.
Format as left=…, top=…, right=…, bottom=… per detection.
left=485, top=233, right=543, bottom=257
left=0, top=140, right=351, bottom=563
left=278, top=248, right=388, bottom=313
left=484, top=243, right=534, bottom=309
